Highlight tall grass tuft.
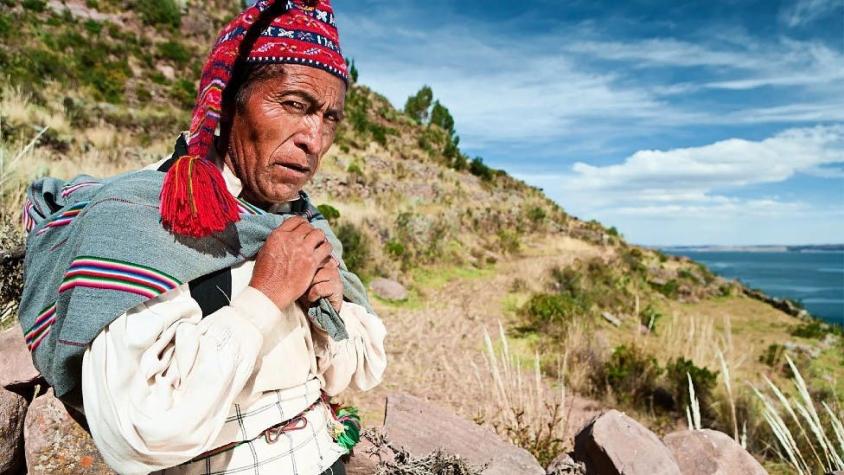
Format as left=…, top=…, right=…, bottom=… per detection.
left=475, top=322, right=568, bottom=466
left=753, top=354, right=844, bottom=475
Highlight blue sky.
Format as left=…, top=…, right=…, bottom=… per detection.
left=332, top=0, right=844, bottom=246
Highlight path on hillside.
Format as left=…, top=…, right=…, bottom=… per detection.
left=344, top=237, right=605, bottom=430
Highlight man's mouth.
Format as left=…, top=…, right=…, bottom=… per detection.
left=273, top=162, right=310, bottom=175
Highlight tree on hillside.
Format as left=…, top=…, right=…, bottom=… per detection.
left=404, top=85, right=433, bottom=124
left=430, top=100, right=455, bottom=136
left=345, top=57, right=359, bottom=83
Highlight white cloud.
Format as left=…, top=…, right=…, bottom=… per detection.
left=780, top=0, right=842, bottom=27
left=518, top=126, right=844, bottom=230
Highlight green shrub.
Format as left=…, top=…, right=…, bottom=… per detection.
left=665, top=357, right=718, bottom=420
left=640, top=305, right=663, bottom=332
left=170, top=79, right=196, bottom=108
left=22, top=0, right=46, bottom=12
left=336, top=223, right=371, bottom=277
left=497, top=229, right=520, bottom=255
left=0, top=13, right=9, bottom=38
left=316, top=204, right=340, bottom=224
left=469, top=157, right=494, bottom=181
left=600, top=345, right=663, bottom=406
left=520, top=293, right=585, bottom=334
left=157, top=40, right=191, bottom=65
left=790, top=320, right=829, bottom=339
left=527, top=206, right=546, bottom=225
left=651, top=278, right=679, bottom=298
left=384, top=239, right=405, bottom=259
left=347, top=162, right=363, bottom=176
left=136, top=0, right=181, bottom=28
left=760, top=343, right=785, bottom=368
left=607, top=226, right=620, bottom=237
left=84, top=19, right=103, bottom=35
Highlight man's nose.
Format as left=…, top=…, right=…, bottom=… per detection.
left=293, top=115, right=322, bottom=156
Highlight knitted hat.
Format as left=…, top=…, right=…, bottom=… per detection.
left=160, top=0, right=348, bottom=237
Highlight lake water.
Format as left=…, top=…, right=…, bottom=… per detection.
left=663, top=250, right=844, bottom=325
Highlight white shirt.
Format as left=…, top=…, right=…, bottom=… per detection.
left=80, top=160, right=387, bottom=474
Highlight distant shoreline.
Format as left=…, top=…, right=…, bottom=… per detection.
left=657, top=244, right=844, bottom=253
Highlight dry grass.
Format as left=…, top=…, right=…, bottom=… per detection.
left=475, top=322, right=569, bottom=465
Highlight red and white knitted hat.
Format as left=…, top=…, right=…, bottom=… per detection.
left=160, top=0, right=347, bottom=237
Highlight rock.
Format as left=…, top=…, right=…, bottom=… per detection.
left=383, top=392, right=544, bottom=475
left=0, top=327, right=41, bottom=391
left=0, top=388, right=27, bottom=473
left=784, top=341, right=821, bottom=359
left=573, top=409, right=681, bottom=475
left=370, top=278, right=408, bottom=302
left=24, top=389, right=114, bottom=474
left=601, top=312, right=621, bottom=327
left=346, top=433, right=394, bottom=475
left=663, top=429, right=767, bottom=475
left=547, top=452, right=585, bottom=474
left=156, top=64, right=176, bottom=80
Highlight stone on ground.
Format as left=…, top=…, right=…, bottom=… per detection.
left=0, top=388, right=28, bottom=473
left=547, top=452, right=586, bottom=474
left=346, top=433, right=394, bottom=475
left=0, top=327, right=41, bottom=391
left=383, top=392, right=544, bottom=475
left=370, top=278, right=409, bottom=301
left=24, top=389, right=114, bottom=474
left=663, top=429, right=767, bottom=475
left=573, top=409, right=681, bottom=475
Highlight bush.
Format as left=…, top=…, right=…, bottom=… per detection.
left=651, top=278, right=679, bottom=298
left=137, top=0, right=181, bottom=28
left=336, top=223, right=371, bottom=277
left=469, top=157, right=495, bottom=181
left=600, top=345, right=663, bottom=406
left=22, top=0, right=46, bottom=11
left=497, top=229, right=520, bottom=255
left=316, top=204, right=340, bottom=224
left=790, top=320, right=830, bottom=339
left=157, top=40, right=191, bottom=65
left=170, top=79, right=196, bottom=108
left=347, top=162, right=363, bottom=177
left=760, top=343, right=785, bottom=368
left=640, top=305, right=663, bottom=332
left=527, top=206, right=546, bottom=225
left=520, top=293, right=585, bottom=335
left=384, top=239, right=405, bottom=259
left=665, top=357, right=718, bottom=420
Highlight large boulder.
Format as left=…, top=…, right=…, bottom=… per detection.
left=0, top=388, right=28, bottom=473
left=370, top=278, right=408, bottom=301
left=24, top=389, right=114, bottom=474
left=573, top=410, right=681, bottom=475
left=383, top=392, right=544, bottom=475
left=0, top=327, right=41, bottom=391
left=663, top=429, right=767, bottom=475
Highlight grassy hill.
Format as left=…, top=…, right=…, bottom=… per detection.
left=1, top=1, right=842, bottom=472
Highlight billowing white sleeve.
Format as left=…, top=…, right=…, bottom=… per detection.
left=313, top=302, right=388, bottom=396
left=81, top=285, right=282, bottom=475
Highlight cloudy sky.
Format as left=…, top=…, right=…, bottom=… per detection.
left=333, top=0, right=844, bottom=246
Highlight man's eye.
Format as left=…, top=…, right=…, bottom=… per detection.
left=285, top=100, right=305, bottom=112
left=325, top=113, right=340, bottom=123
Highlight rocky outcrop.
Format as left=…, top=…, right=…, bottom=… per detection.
left=370, top=277, right=409, bottom=301
left=0, top=388, right=28, bottom=473
left=23, top=389, right=113, bottom=474
left=383, top=392, right=545, bottom=475
left=743, top=287, right=811, bottom=320
left=664, top=429, right=767, bottom=475
left=0, top=327, right=41, bottom=391
left=573, top=410, right=682, bottom=475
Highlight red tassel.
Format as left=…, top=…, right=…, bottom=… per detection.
left=159, top=155, right=241, bottom=237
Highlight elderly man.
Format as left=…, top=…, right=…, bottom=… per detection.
left=18, top=1, right=385, bottom=474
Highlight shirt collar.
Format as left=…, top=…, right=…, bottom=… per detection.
left=208, top=142, right=294, bottom=214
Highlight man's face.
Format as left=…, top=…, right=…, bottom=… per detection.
left=225, top=64, right=346, bottom=205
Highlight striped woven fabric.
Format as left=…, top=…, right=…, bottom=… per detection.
left=60, top=256, right=182, bottom=299
left=25, top=303, right=56, bottom=351
left=35, top=201, right=88, bottom=235
left=61, top=181, right=100, bottom=198
left=237, top=198, right=266, bottom=216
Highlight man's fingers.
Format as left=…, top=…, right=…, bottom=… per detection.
left=311, top=264, right=340, bottom=285
left=279, top=216, right=307, bottom=232
left=307, top=282, right=332, bottom=303
left=303, top=228, right=327, bottom=249
left=312, top=240, right=333, bottom=264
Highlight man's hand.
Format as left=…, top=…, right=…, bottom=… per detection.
left=249, top=216, right=333, bottom=310
left=300, top=258, right=343, bottom=312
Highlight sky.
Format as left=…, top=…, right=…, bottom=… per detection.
left=332, top=0, right=844, bottom=246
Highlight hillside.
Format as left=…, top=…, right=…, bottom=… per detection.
left=1, top=1, right=842, bottom=473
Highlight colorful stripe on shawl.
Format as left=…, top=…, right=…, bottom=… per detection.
left=237, top=198, right=266, bottom=216
left=61, top=181, right=101, bottom=198
left=22, top=199, right=36, bottom=233
left=35, top=202, right=88, bottom=235
left=25, top=303, right=57, bottom=351
left=60, top=256, right=182, bottom=299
